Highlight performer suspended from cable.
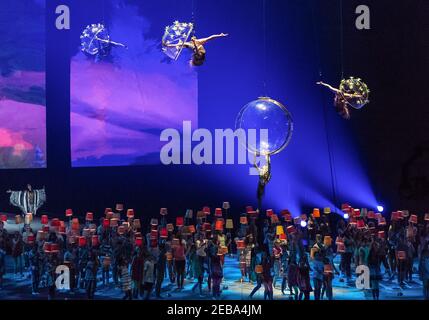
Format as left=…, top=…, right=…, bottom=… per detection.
left=164, top=33, right=228, bottom=66
left=80, top=23, right=127, bottom=61
left=317, top=77, right=370, bottom=120
left=254, top=154, right=271, bottom=207
left=93, top=36, right=127, bottom=54
left=7, top=184, right=46, bottom=216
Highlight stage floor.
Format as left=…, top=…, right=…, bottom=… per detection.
left=0, top=217, right=425, bottom=300
left=0, top=253, right=424, bottom=300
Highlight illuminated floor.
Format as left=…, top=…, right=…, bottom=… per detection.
left=0, top=220, right=425, bottom=300
left=0, top=253, right=425, bottom=300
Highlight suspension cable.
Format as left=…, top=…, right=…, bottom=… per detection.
left=339, top=0, right=345, bottom=79
left=311, top=0, right=340, bottom=211
left=262, top=0, right=268, bottom=96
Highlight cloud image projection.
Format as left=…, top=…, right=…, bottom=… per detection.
left=71, top=0, right=198, bottom=167
left=0, top=0, right=46, bottom=169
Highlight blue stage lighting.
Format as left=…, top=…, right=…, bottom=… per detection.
left=343, top=213, right=349, bottom=219
left=377, top=205, right=384, bottom=212
left=300, top=220, right=307, bottom=228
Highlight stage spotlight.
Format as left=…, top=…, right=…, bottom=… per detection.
left=343, top=213, right=349, bottom=219
left=300, top=220, right=307, bottom=228
left=377, top=205, right=384, bottom=212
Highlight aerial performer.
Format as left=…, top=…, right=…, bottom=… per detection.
left=254, top=154, right=271, bottom=207
left=162, top=21, right=228, bottom=66
left=317, top=77, right=370, bottom=119
left=80, top=23, right=127, bottom=61
left=164, top=33, right=228, bottom=66
left=7, top=184, right=46, bottom=216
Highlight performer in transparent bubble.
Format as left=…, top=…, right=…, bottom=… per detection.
left=317, top=77, right=370, bottom=119
left=162, top=21, right=228, bottom=66
left=236, top=97, right=293, bottom=208
left=80, top=23, right=127, bottom=60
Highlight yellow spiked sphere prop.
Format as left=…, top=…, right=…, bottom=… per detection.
left=339, top=77, right=370, bottom=109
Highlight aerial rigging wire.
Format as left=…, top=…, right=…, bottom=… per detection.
left=262, top=0, right=268, bottom=96
left=310, top=0, right=344, bottom=211
left=101, top=0, right=105, bottom=24
left=339, top=0, right=345, bottom=79
left=191, top=0, right=196, bottom=36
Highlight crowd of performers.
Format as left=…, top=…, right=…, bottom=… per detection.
left=0, top=204, right=429, bottom=300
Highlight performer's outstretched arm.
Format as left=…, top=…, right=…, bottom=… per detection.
left=316, top=81, right=341, bottom=94
left=197, top=33, right=228, bottom=45
left=95, top=36, right=127, bottom=48
left=108, top=40, right=127, bottom=48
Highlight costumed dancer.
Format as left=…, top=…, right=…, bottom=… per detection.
left=211, top=254, right=223, bottom=300
left=280, top=242, right=289, bottom=295
left=272, top=239, right=283, bottom=288
left=249, top=248, right=263, bottom=299
left=84, top=251, right=99, bottom=299
left=261, top=253, right=274, bottom=300
left=312, top=251, right=324, bottom=300
left=142, top=254, right=155, bottom=300
left=419, top=243, right=429, bottom=300
left=29, top=246, right=40, bottom=295
left=368, top=240, right=382, bottom=300
left=297, top=255, right=312, bottom=300
left=173, top=235, right=187, bottom=290
left=0, top=242, right=5, bottom=290
left=7, top=184, right=46, bottom=216
left=155, top=242, right=167, bottom=298
left=119, top=258, right=132, bottom=300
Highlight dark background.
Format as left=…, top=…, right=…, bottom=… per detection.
left=0, top=0, right=427, bottom=223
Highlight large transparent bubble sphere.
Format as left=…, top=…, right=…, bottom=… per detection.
left=235, top=97, right=293, bottom=155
